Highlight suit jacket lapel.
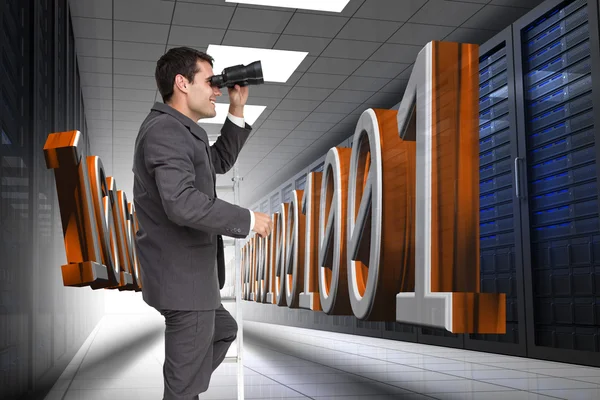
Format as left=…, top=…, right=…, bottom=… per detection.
left=151, top=102, right=217, bottom=195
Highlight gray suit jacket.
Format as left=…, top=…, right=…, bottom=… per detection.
left=132, top=102, right=251, bottom=311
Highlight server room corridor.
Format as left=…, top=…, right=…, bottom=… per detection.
left=42, top=307, right=600, bottom=400
left=4, top=0, right=600, bottom=400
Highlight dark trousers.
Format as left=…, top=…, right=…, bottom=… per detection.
left=159, top=304, right=238, bottom=400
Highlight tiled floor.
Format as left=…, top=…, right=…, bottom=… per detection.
left=45, top=313, right=600, bottom=399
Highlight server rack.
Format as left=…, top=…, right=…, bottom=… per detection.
left=464, top=26, right=529, bottom=357
left=270, top=192, right=281, bottom=214
left=514, top=0, right=600, bottom=367
left=295, top=174, right=307, bottom=190
left=260, top=199, right=269, bottom=214
left=281, top=183, right=293, bottom=204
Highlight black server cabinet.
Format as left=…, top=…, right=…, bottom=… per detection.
left=463, top=27, right=529, bottom=357
left=294, top=174, right=307, bottom=190
left=513, top=0, right=600, bottom=366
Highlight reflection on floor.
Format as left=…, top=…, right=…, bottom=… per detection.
left=44, top=315, right=600, bottom=399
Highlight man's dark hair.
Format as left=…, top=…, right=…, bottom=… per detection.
left=155, top=47, right=214, bottom=103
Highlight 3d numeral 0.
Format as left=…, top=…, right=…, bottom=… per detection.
left=347, top=108, right=416, bottom=321
left=318, top=147, right=352, bottom=315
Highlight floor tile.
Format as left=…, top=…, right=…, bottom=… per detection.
left=46, top=316, right=600, bottom=400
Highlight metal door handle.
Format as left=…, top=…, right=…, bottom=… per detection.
left=514, top=157, right=521, bottom=199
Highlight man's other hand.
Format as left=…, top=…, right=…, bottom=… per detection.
left=252, top=212, right=272, bottom=238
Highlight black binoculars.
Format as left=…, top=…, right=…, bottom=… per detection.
left=209, top=61, right=264, bottom=88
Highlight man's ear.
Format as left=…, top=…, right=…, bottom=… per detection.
left=174, top=74, right=189, bottom=93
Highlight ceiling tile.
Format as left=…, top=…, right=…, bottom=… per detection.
left=273, top=35, right=332, bottom=55
left=76, top=39, right=112, bottom=58
left=222, top=30, right=280, bottom=48
left=229, top=7, right=293, bottom=34
left=288, top=130, right=324, bottom=140
left=114, top=75, right=156, bottom=90
left=272, top=144, right=305, bottom=153
left=168, top=26, right=226, bottom=47
left=268, top=110, right=311, bottom=121
left=388, top=23, right=455, bottom=45
left=295, top=121, right=336, bottom=132
left=113, top=59, right=157, bottom=76
left=245, top=96, right=281, bottom=109
left=114, top=41, right=166, bottom=61
left=308, top=57, right=362, bottom=75
left=83, top=86, right=112, bottom=100
left=396, top=65, right=413, bottom=80
left=71, top=17, right=112, bottom=40
left=283, top=13, right=349, bottom=38
left=177, top=0, right=236, bottom=7
left=264, top=151, right=300, bottom=160
left=444, top=27, right=498, bottom=45
left=253, top=128, right=293, bottom=138
left=78, top=56, right=112, bottom=74
left=294, top=56, right=317, bottom=73
left=321, top=39, right=380, bottom=60
left=462, top=5, right=530, bottom=31
left=279, top=137, right=317, bottom=147
left=380, top=78, right=409, bottom=93
left=339, top=76, right=391, bottom=92
left=301, top=0, right=363, bottom=17
left=246, top=136, right=280, bottom=146
left=340, top=113, right=361, bottom=125
left=490, top=0, right=544, bottom=7
left=365, top=91, right=404, bottom=108
left=283, top=72, right=303, bottom=86
left=173, top=3, right=235, bottom=28
left=296, top=73, right=348, bottom=89
left=114, top=21, right=170, bottom=44
left=409, top=0, right=484, bottom=26
left=114, top=88, right=157, bottom=102
left=166, top=43, right=207, bottom=53
left=275, top=99, right=320, bottom=112
left=305, top=112, right=347, bottom=124
left=260, top=120, right=300, bottom=130
left=369, top=43, right=422, bottom=63
left=246, top=85, right=291, bottom=99
left=337, top=18, right=401, bottom=42
left=354, top=0, right=427, bottom=22
left=242, top=143, right=277, bottom=153
left=314, top=101, right=361, bottom=114
left=285, top=87, right=333, bottom=102
left=70, top=0, right=112, bottom=18
left=81, top=72, right=112, bottom=87
left=352, top=61, right=410, bottom=79
left=326, top=89, right=374, bottom=104
left=115, top=0, right=175, bottom=24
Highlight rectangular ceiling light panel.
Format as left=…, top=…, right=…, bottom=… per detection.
left=199, top=103, right=266, bottom=125
left=207, top=44, right=307, bottom=83
left=225, top=0, right=350, bottom=12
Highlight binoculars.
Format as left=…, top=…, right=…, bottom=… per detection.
left=210, top=60, right=264, bottom=88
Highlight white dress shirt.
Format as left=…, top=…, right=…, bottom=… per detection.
left=226, top=113, right=255, bottom=233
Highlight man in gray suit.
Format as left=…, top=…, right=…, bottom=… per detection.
left=132, top=47, right=272, bottom=399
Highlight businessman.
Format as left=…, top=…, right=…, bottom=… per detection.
left=132, top=46, right=272, bottom=399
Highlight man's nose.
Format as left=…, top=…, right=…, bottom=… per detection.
left=213, top=86, right=222, bottom=96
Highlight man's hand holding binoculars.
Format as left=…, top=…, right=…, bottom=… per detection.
left=228, top=84, right=249, bottom=118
